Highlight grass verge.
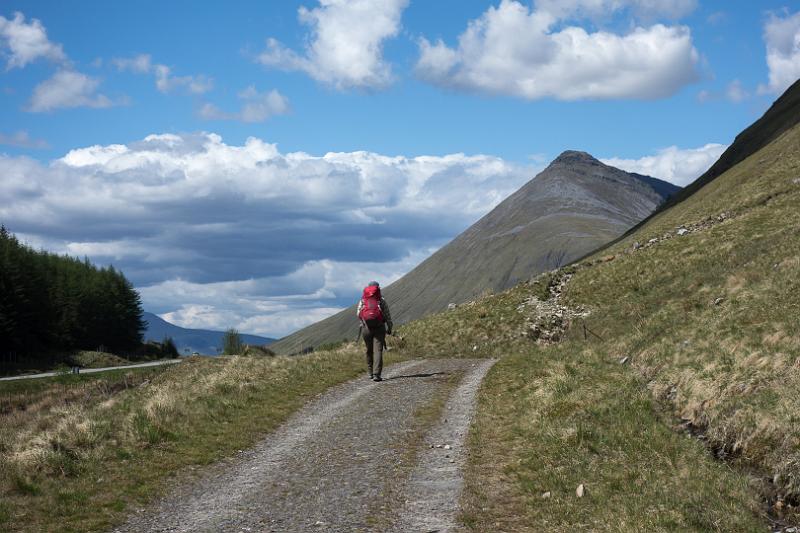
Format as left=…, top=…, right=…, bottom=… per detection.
left=461, top=346, right=765, bottom=531
left=0, top=347, right=402, bottom=532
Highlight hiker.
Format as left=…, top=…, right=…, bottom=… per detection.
left=357, top=281, right=393, bottom=382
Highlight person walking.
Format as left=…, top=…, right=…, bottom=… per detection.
left=357, top=281, right=393, bottom=382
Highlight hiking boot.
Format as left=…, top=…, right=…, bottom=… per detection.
left=368, top=373, right=374, bottom=380
left=372, top=375, right=383, bottom=382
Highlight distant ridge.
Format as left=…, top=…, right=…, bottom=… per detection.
left=672, top=77, right=800, bottom=204
left=271, top=152, right=679, bottom=354
left=143, top=312, right=275, bottom=355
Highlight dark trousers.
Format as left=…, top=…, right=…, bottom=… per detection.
left=363, top=324, right=386, bottom=377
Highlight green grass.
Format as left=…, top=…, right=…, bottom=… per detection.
left=392, top=123, right=800, bottom=529
left=462, top=347, right=765, bottom=532
left=0, top=347, right=403, bottom=532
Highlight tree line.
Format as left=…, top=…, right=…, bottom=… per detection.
left=0, top=226, right=145, bottom=360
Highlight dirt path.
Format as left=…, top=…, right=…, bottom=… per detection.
left=114, top=358, right=496, bottom=533
left=0, top=359, right=182, bottom=381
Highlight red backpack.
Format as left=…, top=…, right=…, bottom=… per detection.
left=359, top=285, right=384, bottom=327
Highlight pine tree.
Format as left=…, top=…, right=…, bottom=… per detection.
left=162, top=337, right=179, bottom=357
left=0, top=226, right=147, bottom=362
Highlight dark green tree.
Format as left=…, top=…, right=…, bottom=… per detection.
left=0, top=225, right=146, bottom=365
left=161, top=336, right=179, bottom=358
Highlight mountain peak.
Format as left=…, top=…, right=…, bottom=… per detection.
left=551, top=150, right=599, bottom=165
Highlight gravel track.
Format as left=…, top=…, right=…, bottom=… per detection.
left=392, top=358, right=496, bottom=532
left=114, top=357, right=495, bottom=533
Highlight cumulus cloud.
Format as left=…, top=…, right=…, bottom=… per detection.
left=0, top=130, right=49, bottom=149
left=0, top=132, right=535, bottom=336
left=0, top=11, right=66, bottom=69
left=415, top=0, right=699, bottom=100
left=198, top=86, right=290, bottom=123
left=759, top=10, right=800, bottom=95
left=27, top=69, right=117, bottom=112
left=257, top=0, right=409, bottom=89
left=113, top=53, right=213, bottom=94
left=0, top=12, right=119, bottom=111
left=601, top=143, right=727, bottom=187
left=140, top=250, right=432, bottom=336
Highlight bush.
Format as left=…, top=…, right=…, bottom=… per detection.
left=222, top=328, right=244, bottom=355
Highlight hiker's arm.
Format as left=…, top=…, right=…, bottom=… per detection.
left=381, top=298, right=393, bottom=333
left=356, top=299, right=363, bottom=318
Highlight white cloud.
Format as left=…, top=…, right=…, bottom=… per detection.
left=113, top=53, right=213, bottom=94
left=726, top=79, right=748, bottom=102
left=257, top=0, right=409, bottom=89
left=199, top=86, right=290, bottom=123
left=0, top=11, right=66, bottom=69
left=601, top=143, right=727, bottom=187
left=696, top=79, right=750, bottom=104
left=536, top=0, right=697, bottom=21
left=0, top=12, right=120, bottom=112
left=140, top=250, right=432, bottom=337
left=112, top=53, right=152, bottom=74
left=0, top=130, right=49, bottom=149
left=759, top=10, right=800, bottom=95
left=0, top=132, right=535, bottom=337
left=415, top=0, right=699, bottom=100
left=696, top=89, right=712, bottom=103
left=27, top=69, right=116, bottom=112
left=154, top=64, right=213, bottom=94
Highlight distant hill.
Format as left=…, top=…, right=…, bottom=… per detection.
left=271, top=152, right=679, bottom=354
left=143, top=312, right=275, bottom=355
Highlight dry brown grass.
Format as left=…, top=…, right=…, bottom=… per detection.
left=0, top=344, right=396, bottom=532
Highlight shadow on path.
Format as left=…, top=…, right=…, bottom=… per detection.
left=386, top=372, right=447, bottom=381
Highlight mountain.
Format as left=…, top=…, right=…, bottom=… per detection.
left=143, top=312, right=275, bottom=355
left=271, top=152, right=679, bottom=354
left=393, top=81, right=800, bottom=527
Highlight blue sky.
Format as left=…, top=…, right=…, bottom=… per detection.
left=1, top=1, right=799, bottom=337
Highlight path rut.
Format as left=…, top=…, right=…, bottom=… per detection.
left=114, top=357, right=496, bottom=533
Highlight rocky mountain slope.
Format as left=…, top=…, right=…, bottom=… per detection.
left=272, top=153, right=678, bottom=354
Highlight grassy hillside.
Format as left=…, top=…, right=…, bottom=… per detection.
left=272, top=153, right=678, bottom=355
left=391, top=120, right=800, bottom=529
